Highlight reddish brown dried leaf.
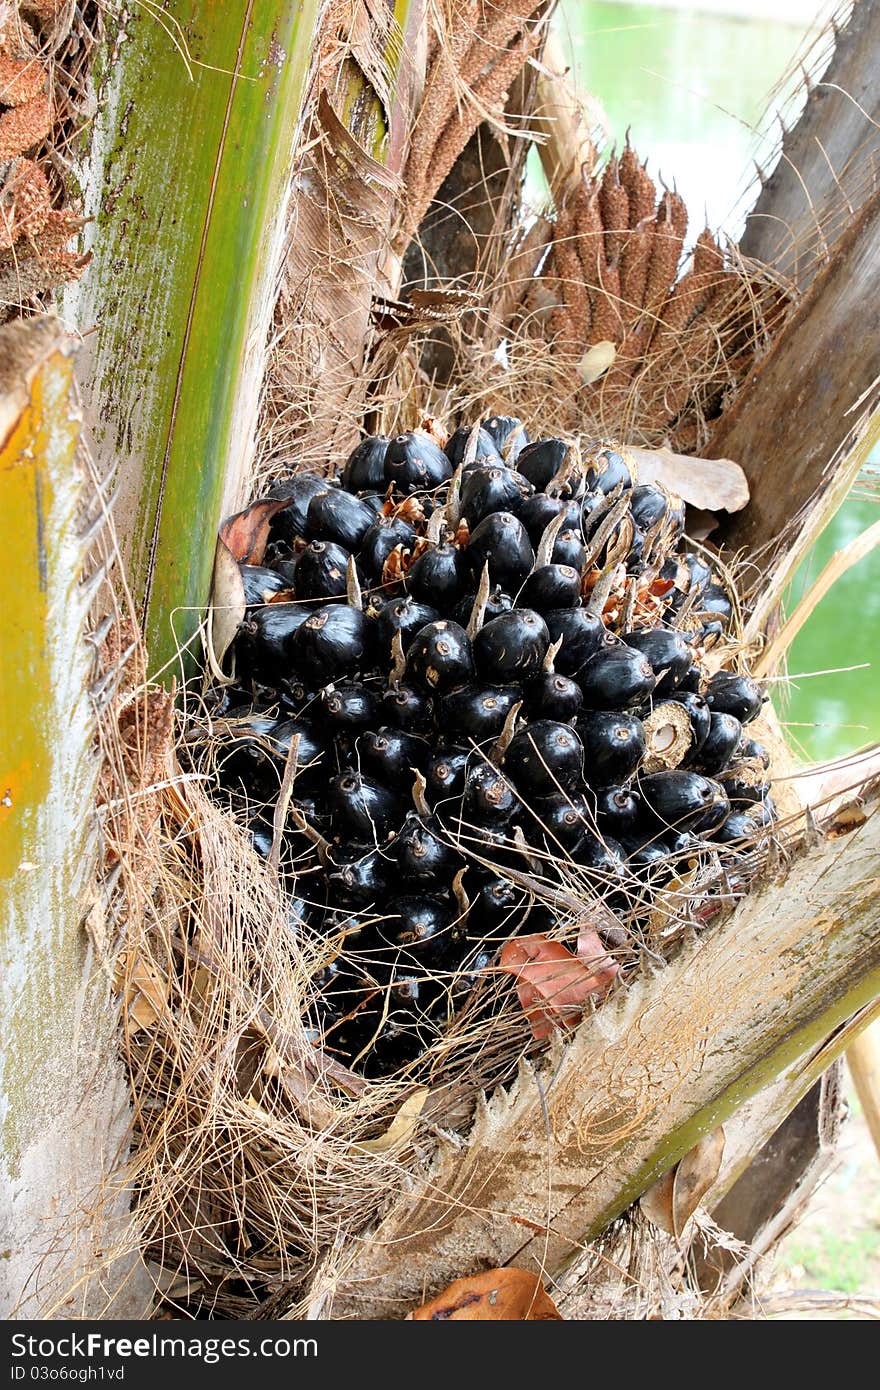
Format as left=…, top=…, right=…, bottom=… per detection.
left=410, top=1267, right=563, bottom=1320
left=500, top=933, right=618, bottom=1040
left=219, top=496, right=291, bottom=564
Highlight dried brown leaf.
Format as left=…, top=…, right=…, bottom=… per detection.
left=499, top=933, right=618, bottom=1040
left=410, top=1267, right=563, bottom=1320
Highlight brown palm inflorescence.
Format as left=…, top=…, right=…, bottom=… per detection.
left=0, top=1, right=90, bottom=314
left=504, top=139, right=789, bottom=453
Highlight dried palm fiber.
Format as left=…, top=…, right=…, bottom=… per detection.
left=0, top=1, right=95, bottom=314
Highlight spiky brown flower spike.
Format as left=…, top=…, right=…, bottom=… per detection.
left=534, top=138, right=789, bottom=451
left=0, top=4, right=87, bottom=314
left=399, top=0, right=547, bottom=244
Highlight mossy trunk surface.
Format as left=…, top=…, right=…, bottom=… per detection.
left=0, top=319, right=149, bottom=1318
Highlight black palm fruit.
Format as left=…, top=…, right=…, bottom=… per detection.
left=737, top=736, right=771, bottom=770
left=459, top=465, right=533, bottom=526
left=376, top=595, right=441, bottom=658
left=578, top=710, right=646, bottom=785
left=596, top=784, right=642, bottom=836
left=466, top=511, right=535, bottom=589
left=670, top=690, right=711, bottom=757
left=706, top=671, right=765, bottom=724
left=466, top=873, right=522, bottom=930
left=444, top=425, right=503, bottom=470
left=504, top=720, right=584, bottom=795
left=718, top=769, right=767, bottom=809
left=473, top=608, right=550, bottom=682
left=239, top=564, right=289, bottom=606
left=524, top=671, right=583, bottom=721
left=341, top=435, right=389, bottom=493
left=385, top=431, right=452, bottom=494
left=279, top=679, right=319, bottom=717
left=294, top=540, right=352, bottom=600
left=452, top=585, right=512, bottom=629
left=395, top=812, right=458, bottom=886
left=271, top=718, right=326, bottom=778
left=625, top=628, right=692, bottom=695
left=440, top=684, right=520, bottom=742
left=579, top=833, right=628, bottom=912
left=291, top=603, right=372, bottom=685
left=623, top=838, right=669, bottom=881
left=268, top=473, right=329, bottom=544
left=667, top=552, right=713, bottom=615
left=215, top=716, right=285, bottom=803
left=381, top=684, right=433, bottom=733
left=329, top=770, right=401, bottom=840
left=699, top=584, right=734, bottom=633
left=715, top=811, right=759, bottom=845
left=544, top=609, right=609, bottom=675
left=405, top=543, right=466, bottom=608
left=532, top=791, right=594, bottom=851
left=579, top=490, right=608, bottom=541
left=462, top=762, right=519, bottom=826
left=248, top=816, right=275, bottom=861
left=235, top=603, right=309, bottom=684
left=664, top=830, right=705, bottom=863
left=580, top=646, right=657, bottom=709
left=518, top=493, right=581, bottom=546
left=482, top=414, right=529, bottom=462
left=307, top=488, right=375, bottom=551
left=358, top=515, right=416, bottom=580
left=405, top=619, right=474, bottom=692
left=358, top=726, right=431, bottom=792
left=319, top=682, right=378, bottom=729
left=329, top=845, right=394, bottom=906
left=630, top=483, right=669, bottom=530
left=674, top=667, right=702, bottom=697
left=217, top=716, right=325, bottom=801
left=698, top=712, right=742, bottom=776
left=518, top=563, right=581, bottom=613
left=551, top=530, right=587, bottom=573
left=754, top=795, right=778, bottom=828
left=516, top=437, right=567, bottom=490
left=375, top=896, right=457, bottom=967
left=628, top=530, right=649, bottom=577
left=425, top=746, right=469, bottom=805
left=586, top=448, right=632, bottom=495
left=638, top=770, right=729, bottom=833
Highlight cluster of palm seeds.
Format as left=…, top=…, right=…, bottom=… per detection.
left=195, top=419, right=774, bottom=1077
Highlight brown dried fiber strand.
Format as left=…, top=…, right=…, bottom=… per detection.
left=599, top=156, right=629, bottom=265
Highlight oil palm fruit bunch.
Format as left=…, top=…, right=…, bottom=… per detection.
left=197, top=419, right=774, bottom=1078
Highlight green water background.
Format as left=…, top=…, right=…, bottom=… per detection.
left=555, top=1, right=880, bottom=762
